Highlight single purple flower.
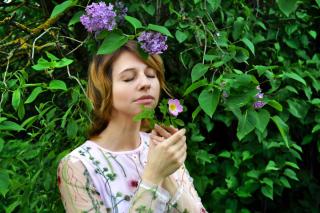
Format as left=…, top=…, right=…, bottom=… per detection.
left=80, top=2, right=116, bottom=33
left=137, top=31, right=168, bottom=54
left=253, top=101, right=266, bottom=109
left=255, top=92, right=264, bottom=99
left=168, top=99, right=183, bottom=117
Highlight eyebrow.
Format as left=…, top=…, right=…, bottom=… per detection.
left=120, top=67, right=153, bottom=75
left=120, top=68, right=136, bottom=74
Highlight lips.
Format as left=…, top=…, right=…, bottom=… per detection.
left=134, top=95, right=155, bottom=104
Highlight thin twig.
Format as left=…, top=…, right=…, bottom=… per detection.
left=198, top=17, right=207, bottom=64
left=0, top=49, right=15, bottom=116
left=32, top=27, right=59, bottom=61
left=66, top=65, right=88, bottom=99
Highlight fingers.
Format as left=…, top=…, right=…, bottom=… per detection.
left=162, top=125, right=178, bottom=135
left=165, top=128, right=186, bottom=145
left=150, top=134, right=165, bottom=143
left=154, top=124, right=172, bottom=138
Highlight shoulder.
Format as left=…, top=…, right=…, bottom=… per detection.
left=57, top=141, right=92, bottom=172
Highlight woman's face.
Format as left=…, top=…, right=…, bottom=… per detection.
left=111, top=51, right=161, bottom=117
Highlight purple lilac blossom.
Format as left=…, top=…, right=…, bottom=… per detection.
left=253, top=101, right=266, bottom=109
left=137, top=31, right=168, bottom=54
left=168, top=99, right=183, bottom=117
left=115, top=1, right=128, bottom=23
left=253, top=85, right=266, bottom=109
left=80, top=2, right=116, bottom=33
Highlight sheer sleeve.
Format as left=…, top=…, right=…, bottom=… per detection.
left=129, top=179, right=171, bottom=212
left=57, top=156, right=108, bottom=213
left=167, top=165, right=208, bottom=213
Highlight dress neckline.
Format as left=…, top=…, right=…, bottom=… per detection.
left=86, top=132, right=145, bottom=154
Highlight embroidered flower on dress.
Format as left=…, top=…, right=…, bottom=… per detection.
left=128, top=179, right=139, bottom=189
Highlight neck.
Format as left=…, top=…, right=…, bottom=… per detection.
left=92, top=113, right=142, bottom=152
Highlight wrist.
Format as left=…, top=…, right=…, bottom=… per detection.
left=142, top=170, right=163, bottom=185
left=162, top=176, right=178, bottom=195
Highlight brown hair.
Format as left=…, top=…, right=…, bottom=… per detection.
left=86, top=40, right=170, bottom=138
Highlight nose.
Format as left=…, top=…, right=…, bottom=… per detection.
left=137, top=74, right=151, bottom=91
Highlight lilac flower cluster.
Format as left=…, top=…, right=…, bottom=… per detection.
left=80, top=2, right=117, bottom=33
left=253, top=85, right=266, bottom=109
left=137, top=31, right=168, bottom=54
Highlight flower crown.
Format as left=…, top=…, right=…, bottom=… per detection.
left=80, top=1, right=170, bottom=55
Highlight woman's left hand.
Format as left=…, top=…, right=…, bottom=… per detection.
left=150, top=124, right=184, bottom=195
left=150, top=124, right=178, bottom=144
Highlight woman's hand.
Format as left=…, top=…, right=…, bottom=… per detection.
left=142, top=125, right=187, bottom=185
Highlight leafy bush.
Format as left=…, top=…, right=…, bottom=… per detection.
left=0, top=0, right=319, bottom=212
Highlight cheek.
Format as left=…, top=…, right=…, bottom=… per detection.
left=112, top=84, right=129, bottom=104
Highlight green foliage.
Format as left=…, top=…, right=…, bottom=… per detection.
left=0, top=0, right=319, bottom=212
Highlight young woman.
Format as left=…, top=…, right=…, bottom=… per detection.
left=57, top=40, right=207, bottom=212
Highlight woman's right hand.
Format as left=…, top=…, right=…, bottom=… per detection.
left=142, top=128, right=187, bottom=185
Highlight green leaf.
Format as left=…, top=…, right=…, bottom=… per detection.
left=0, top=170, right=10, bottom=196
left=68, top=11, right=84, bottom=26
left=147, top=24, right=173, bottom=37
left=233, top=46, right=249, bottom=63
left=267, top=100, right=283, bottom=111
left=241, top=38, right=255, bottom=55
left=56, top=58, right=74, bottom=68
left=311, top=98, right=320, bottom=106
left=0, top=121, right=24, bottom=131
left=261, top=186, right=273, bottom=200
left=232, top=17, right=245, bottom=40
left=312, top=124, right=320, bottom=133
left=198, top=88, right=220, bottom=118
left=285, top=161, right=299, bottom=169
left=283, top=72, right=306, bottom=86
left=12, top=89, right=21, bottom=111
left=46, top=51, right=59, bottom=61
left=141, top=4, right=155, bottom=16
left=0, top=137, right=4, bottom=153
left=32, top=57, right=52, bottom=71
left=308, top=30, right=317, bottom=39
left=67, top=120, right=78, bottom=138
left=287, top=99, right=308, bottom=119
left=124, top=15, right=143, bottom=30
left=61, top=107, right=73, bottom=128
left=97, top=32, right=129, bottom=55
left=192, top=106, right=201, bottom=121
left=191, top=63, right=210, bottom=82
left=195, top=150, right=213, bottom=165
left=255, top=109, right=270, bottom=133
left=219, top=150, right=231, bottom=158
left=276, top=0, right=298, bottom=17
left=183, top=79, right=208, bottom=96
left=265, top=160, right=279, bottom=171
left=284, top=168, right=299, bottom=181
left=271, top=116, right=289, bottom=148
left=207, top=0, right=221, bottom=10
left=50, top=0, right=76, bottom=18
left=175, top=30, right=188, bottom=43
left=25, top=87, right=43, bottom=104
left=48, top=80, right=67, bottom=91
left=316, top=0, right=320, bottom=8
left=237, top=109, right=256, bottom=140
left=280, top=176, right=291, bottom=188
